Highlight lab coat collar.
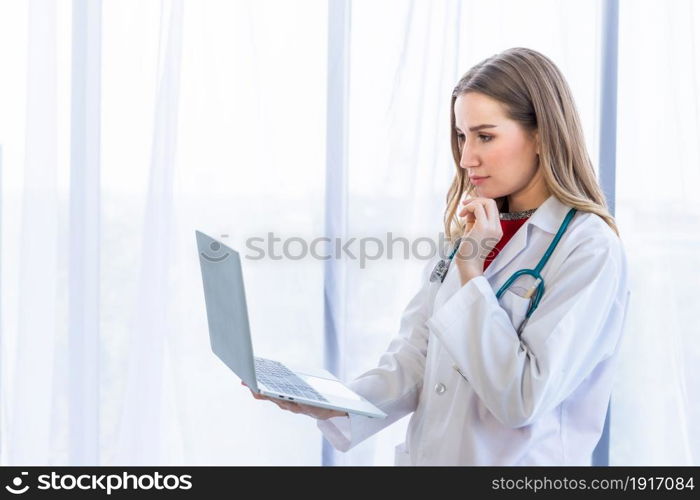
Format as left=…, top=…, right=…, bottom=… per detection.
left=526, top=194, right=572, bottom=235
left=483, top=194, right=573, bottom=280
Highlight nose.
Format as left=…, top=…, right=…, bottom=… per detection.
left=459, top=139, right=478, bottom=170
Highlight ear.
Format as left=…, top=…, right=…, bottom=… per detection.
left=534, top=130, right=540, bottom=155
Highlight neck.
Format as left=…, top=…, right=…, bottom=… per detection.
left=506, top=184, right=551, bottom=213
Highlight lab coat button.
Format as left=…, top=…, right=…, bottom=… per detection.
left=434, top=382, right=446, bottom=395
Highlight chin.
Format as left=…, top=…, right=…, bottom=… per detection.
left=473, top=186, right=498, bottom=199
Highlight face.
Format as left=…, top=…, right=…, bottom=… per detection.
left=453, top=92, right=543, bottom=206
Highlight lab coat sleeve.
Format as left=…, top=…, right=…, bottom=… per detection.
left=426, top=235, right=627, bottom=429
left=316, top=257, right=438, bottom=452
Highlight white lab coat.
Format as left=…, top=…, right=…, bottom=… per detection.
left=317, top=194, right=631, bottom=465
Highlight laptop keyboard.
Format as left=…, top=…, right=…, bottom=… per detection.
left=254, top=357, right=328, bottom=402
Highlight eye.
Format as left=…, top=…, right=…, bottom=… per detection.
left=456, top=133, right=492, bottom=143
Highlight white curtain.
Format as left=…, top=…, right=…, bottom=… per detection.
left=100, top=0, right=329, bottom=465
left=0, top=0, right=69, bottom=465
left=336, top=0, right=607, bottom=466
left=613, top=0, right=700, bottom=466
left=0, top=0, right=698, bottom=466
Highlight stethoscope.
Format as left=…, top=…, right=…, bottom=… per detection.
left=430, top=207, right=578, bottom=337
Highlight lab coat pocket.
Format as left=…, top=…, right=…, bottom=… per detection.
left=394, top=442, right=411, bottom=466
left=499, top=288, right=532, bottom=331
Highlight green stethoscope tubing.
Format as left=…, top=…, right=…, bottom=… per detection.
left=494, top=207, right=577, bottom=319
left=444, top=207, right=578, bottom=321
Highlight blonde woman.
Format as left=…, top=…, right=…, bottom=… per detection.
left=246, top=47, right=630, bottom=466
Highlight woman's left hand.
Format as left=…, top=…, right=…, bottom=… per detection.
left=455, top=197, right=503, bottom=282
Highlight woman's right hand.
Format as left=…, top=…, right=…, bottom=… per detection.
left=242, top=381, right=348, bottom=420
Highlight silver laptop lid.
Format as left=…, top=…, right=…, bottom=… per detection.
left=196, top=230, right=258, bottom=390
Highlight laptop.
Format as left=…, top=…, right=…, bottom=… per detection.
left=196, top=230, right=386, bottom=419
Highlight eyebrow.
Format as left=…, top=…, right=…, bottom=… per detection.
left=455, top=124, right=498, bottom=132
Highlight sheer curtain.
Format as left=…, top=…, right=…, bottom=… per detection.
left=0, top=0, right=69, bottom=465
left=337, top=0, right=605, bottom=466
left=0, top=0, right=698, bottom=466
left=101, top=0, right=330, bottom=465
left=1, top=0, right=329, bottom=466
left=612, top=0, right=700, bottom=465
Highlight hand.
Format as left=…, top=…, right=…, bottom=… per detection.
left=242, top=381, right=348, bottom=420
left=456, top=197, right=503, bottom=281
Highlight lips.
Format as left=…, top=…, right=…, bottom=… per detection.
left=469, top=176, right=489, bottom=185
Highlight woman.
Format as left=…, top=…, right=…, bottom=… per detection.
left=246, top=47, right=630, bottom=465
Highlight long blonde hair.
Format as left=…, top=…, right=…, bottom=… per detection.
left=445, top=47, right=619, bottom=243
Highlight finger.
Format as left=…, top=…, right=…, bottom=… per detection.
left=302, top=405, right=340, bottom=419
left=287, top=404, right=302, bottom=414
left=459, top=201, right=467, bottom=216
left=255, top=393, right=279, bottom=403
left=315, top=408, right=345, bottom=419
left=461, top=197, right=479, bottom=208
left=462, top=197, right=484, bottom=209
left=472, top=203, right=489, bottom=229
left=459, top=204, right=476, bottom=218
left=270, top=399, right=290, bottom=410
left=459, top=208, right=477, bottom=235
left=459, top=199, right=478, bottom=217
left=280, top=402, right=301, bottom=413
left=482, top=199, right=497, bottom=223
left=301, top=404, right=327, bottom=418
left=464, top=201, right=487, bottom=223
left=458, top=205, right=469, bottom=217
left=462, top=196, right=479, bottom=205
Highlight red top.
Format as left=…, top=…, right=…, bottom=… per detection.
left=483, top=217, right=530, bottom=271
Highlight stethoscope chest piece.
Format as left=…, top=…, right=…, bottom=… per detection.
left=430, top=258, right=450, bottom=283
left=427, top=207, right=578, bottom=335
left=430, top=237, right=463, bottom=283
